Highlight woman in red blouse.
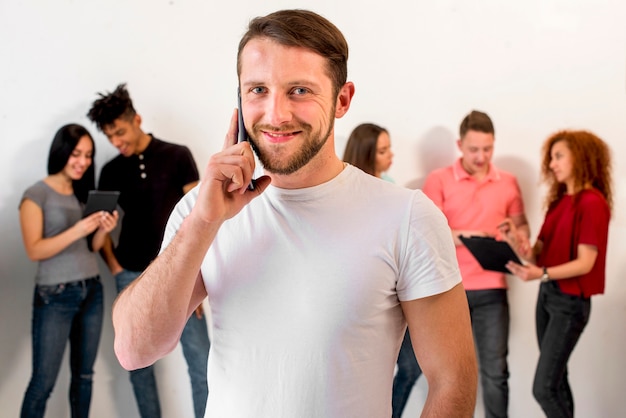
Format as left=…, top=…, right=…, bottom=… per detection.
left=503, top=130, right=612, bottom=417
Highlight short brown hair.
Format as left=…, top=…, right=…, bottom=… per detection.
left=237, top=9, right=348, bottom=98
left=459, top=110, right=494, bottom=138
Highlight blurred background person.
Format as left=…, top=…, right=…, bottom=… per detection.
left=503, top=130, right=612, bottom=418
left=19, top=124, right=118, bottom=418
left=88, top=83, right=210, bottom=418
left=422, top=110, right=530, bottom=418
left=343, top=122, right=394, bottom=181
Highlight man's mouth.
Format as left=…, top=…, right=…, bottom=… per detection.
left=264, top=131, right=298, bottom=143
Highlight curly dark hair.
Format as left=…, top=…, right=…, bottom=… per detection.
left=87, top=83, right=136, bottom=132
left=541, top=130, right=613, bottom=212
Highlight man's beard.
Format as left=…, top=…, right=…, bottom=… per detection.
left=248, top=113, right=335, bottom=175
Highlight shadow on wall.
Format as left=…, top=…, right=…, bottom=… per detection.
left=405, top=126, right=457, bottom=190
left=0, top=134, right=49, bottom=413
left=492, top=155, right=540, bottom=227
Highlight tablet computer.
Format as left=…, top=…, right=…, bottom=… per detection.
left=458, top=235, right=522, bottom=273
left=83, top=190, right=120, bottom=217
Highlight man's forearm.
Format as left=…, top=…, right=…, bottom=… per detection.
left=112, top=213, right=218, bottom=370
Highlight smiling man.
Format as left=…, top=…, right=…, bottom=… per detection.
left=112, top=9, right=477, bottom=418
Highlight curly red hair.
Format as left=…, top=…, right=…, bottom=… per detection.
left=541, top=130, right=613, bottom=212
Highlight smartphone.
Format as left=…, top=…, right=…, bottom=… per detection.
left=83, top=190, right=120, bottom=217
left=237, top=87, right=255, bottom=190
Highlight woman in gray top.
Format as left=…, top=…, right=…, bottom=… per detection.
left=19, top=124, right=118, bottom=418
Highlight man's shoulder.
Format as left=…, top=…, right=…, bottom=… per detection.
left=150, top=136, right=191, bottom=154
left=150, top=137, right=198, bottom=178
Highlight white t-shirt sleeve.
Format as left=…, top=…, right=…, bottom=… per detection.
left=396, top=190, right=462, bottom=301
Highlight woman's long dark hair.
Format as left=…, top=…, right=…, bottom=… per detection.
left=47, top=124, right=96, bottom=203
left=343, top=123, right=387, bottom=177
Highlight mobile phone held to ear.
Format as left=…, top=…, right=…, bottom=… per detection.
left=237, top=86, right=250, bottom=145
left=237, top=87, right=255, bottom=190
left=83, top=190, right=120, bottom=217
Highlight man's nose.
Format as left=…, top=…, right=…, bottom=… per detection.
left=266, top=94, right=292, bottom=126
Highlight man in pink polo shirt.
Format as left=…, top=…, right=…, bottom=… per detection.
left=422, top=110, right=529, bottom=418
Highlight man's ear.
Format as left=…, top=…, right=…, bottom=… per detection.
left=335, top=82, right=355, bottom=119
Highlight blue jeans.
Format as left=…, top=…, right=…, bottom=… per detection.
left=21, top=277, right=103, bottom=418
left=466, top=289, right=509, bottom=418
left=391, top=329, right=423, bottom=418
left=181, top=310, right=210, bottom=418
left=116, top=270, right=210, bottom=418
left=533, top=281, right=590, bottom=418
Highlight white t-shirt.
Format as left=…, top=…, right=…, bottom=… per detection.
left=162, top=165, right=461, bottom=418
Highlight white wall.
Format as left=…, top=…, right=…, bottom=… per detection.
left=1, top=1, right=625, bottom=416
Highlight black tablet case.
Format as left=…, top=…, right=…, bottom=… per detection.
left=83, top=190, right=120, bottom=217
left=459, top=235, right=522, bottom=273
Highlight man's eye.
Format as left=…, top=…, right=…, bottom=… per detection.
left=292, top=87, right=308, bottom=95
left=251, top=87, right=265, bottom=94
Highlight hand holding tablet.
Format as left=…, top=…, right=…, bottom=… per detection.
left=83, top=190, right=120, bottom=217
left=459, top=235, right=523, bottom=273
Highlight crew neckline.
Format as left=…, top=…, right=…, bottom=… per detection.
left=264, top=163, right=354, bottom=202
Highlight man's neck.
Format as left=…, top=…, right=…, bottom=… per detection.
left=460, top=159, right=489, bottom=182
left=268, top=153, right=345, bottom=190
left=471, top=170, right=488, bottom=182
left=135, top=132, right=152, bottom=155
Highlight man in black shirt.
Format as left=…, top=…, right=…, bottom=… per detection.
left=88, top=83, right=210, bottom=418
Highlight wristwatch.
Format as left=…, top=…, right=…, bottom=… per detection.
left=541, top=267, right=550, bottom=282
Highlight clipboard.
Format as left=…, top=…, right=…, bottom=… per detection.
left=458, top=235, right=522, bottom=273
left=83, top=190, right=120, bottom=217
